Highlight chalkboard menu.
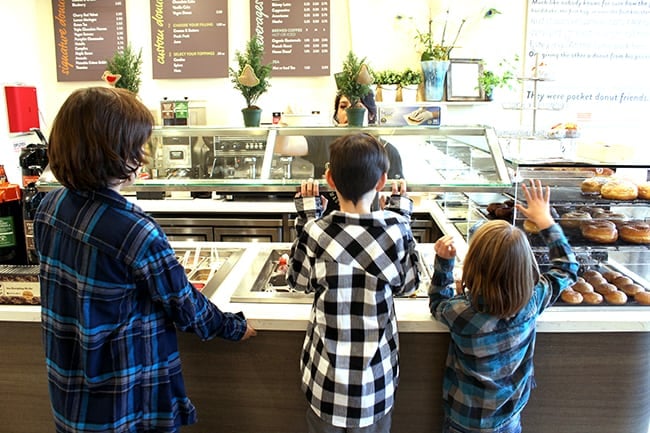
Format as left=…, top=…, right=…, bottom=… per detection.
left=150, top=0, right=229, bottom=79
left=526, top=0, right=650, bottom=110
left=250, top=0, right=330, bottom=77
left=52, top=0, right=127, bottom=82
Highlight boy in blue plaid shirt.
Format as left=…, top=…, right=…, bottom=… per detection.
left=429, top=179, right=578, bottom=433
left=287, top=133, right=420, bottom=433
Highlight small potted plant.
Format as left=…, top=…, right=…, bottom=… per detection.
left=372, top=69, right=400, bottom=102
left=399, top=68, right=423, bottom=102
left=334, top=51, right=373, bottom=127
left=478, top=55, right=519, bottom=101
left=229, top=37, right=272, bottom=127
left=104, top=44, right=143, bottom=94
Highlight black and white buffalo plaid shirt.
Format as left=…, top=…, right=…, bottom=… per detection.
left=288, top=194, right=419, bottom=428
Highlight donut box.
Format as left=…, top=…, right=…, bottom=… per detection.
left=0, top=265, right=40, bottom=305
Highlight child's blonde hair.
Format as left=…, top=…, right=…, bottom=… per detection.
left=461, top=220, right=540, bottom=318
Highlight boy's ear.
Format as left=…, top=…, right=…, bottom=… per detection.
left=375, top=172, right=387, bottom=191
left=325, top=168, right=336, bottom=189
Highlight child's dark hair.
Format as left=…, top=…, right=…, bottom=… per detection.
left=327, top=133, right=389, bottom=204
left=48, top=86, right=154, bottom=191
left=461, top=220, right=540, bottom=318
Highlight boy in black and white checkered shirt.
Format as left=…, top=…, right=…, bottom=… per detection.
left=287, top=133, right=420, bottom=433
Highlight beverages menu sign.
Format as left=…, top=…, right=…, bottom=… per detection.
left=52, top=0, right=127, bottom=82
left=250, top=0, right=330, bottom=76
left=150, top=0, right=229, bottom=79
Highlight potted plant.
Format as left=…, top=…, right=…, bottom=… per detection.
left=229, top=37, right=272, bottom=127
left=478, top=55, right=519, bottom=100
left=104, top=44, right=143, bottom=94
left=399, top=68, right=422, bottom=102
left=334, top=51, right=373, bottom=127
left=372, top=69, right=401, bottom=102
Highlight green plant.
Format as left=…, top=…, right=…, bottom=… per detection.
left=372, top=69, right=401, bottom=85
left=415, top=9, right=466, bottom=61
left=105, top=44, right=143, bottom=94
left=399, top=68, right=422, bottom=86
left=229, top=38, right=272, bottom=109
left=335, top=51, right=372, bottom=107
left=477, top=55, right=520, bottom=97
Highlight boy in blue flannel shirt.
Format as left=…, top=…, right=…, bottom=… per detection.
left=287, top=132, right=420, bottom=433
left=429, top=179, right=578, bottom=433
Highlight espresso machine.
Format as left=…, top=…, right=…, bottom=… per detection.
left=209, top=136, right=266, bottom=179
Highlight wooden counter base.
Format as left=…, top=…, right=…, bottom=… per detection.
left=1, top=323, right=648, bottom=433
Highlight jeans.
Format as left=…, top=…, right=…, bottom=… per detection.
left=306, top=407, right=393, bottom=433
left=442, top=415, right=522, bottom=433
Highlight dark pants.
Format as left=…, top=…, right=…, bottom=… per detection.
left=442, top=414, right=522, bottom=433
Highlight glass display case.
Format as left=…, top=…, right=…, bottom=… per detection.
left=37, top=125, right=512, bottom=195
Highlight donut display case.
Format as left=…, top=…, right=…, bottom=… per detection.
left=510, top=162, right=650, bottom=307
left=172, top=243, right=245, bottom=295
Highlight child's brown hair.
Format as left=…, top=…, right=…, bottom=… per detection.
left=461, top=220, right=540, bottom=318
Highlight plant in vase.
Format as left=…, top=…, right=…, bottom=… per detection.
left=229, top=37, right=272, bottom=127
left=478, top=55, right=519, bottom=101
left=335, top=51, right=373, bottom=127
left=103, top=44, right=143, bottom=94
left=399, top=68, right=423, bottom=102
left=372, top=69, right=401, bottom=102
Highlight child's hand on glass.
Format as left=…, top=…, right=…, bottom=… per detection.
left=434, top=235, right=456, bottom=260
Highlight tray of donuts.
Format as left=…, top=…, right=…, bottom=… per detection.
left=554, top=207, right=650, bottom=247
left=559, top=267, right=650, bottom=306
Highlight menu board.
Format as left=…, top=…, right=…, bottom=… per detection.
left=250, top=0, right=330, bottom=77
left=526, top=0, right=650, bottom=110
left=52, top=0, right=127, bottom=82
left=150, top=0, right=228, bottom=79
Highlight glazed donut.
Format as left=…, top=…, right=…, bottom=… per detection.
left=572, top=280, right=594, bottom=294
left=581, top=220, right=618, bottom=243
left=560, top=211, right=592, bottom=229
left=637, top=181, right=650, bottom=200
left=620, top=283, right=644, bottom=297
left=591, top=210, right=628, bottom=226
left=612, top=275, right=634, bottom=288
left=561, top=289, right=583, bottom=304
left=523, top=219, right=540, bottom=234
left=582, top=292, right=604, bottom=305
left=587, top=275, right=607, bottom=288
left=595, top=282, right=618, bottom=295
left=635, top=291, right=650, bottom=305
left=601, top=180, right=638, bottom=200
left=581, top=270, right=601, bottom=280
left=618, top=221, right=650, bottom=244
left=604, top=290, right=628, bottom=305
left=602, top=270, right=622, bottom=282
left=580, top=177, right=609, bottom=195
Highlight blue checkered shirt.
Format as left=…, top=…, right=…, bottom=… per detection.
left=288, top=194, right=420, bottom=428
left=428, top=223, right=578, bottom=430
left=34, top=188, right=247, bottom=433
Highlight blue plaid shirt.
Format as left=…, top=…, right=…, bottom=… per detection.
left=428, top=224, right=578, bottom=431
left=34, top=188, right=247, bottom=433
left=289, top=194, right=419, bottom=428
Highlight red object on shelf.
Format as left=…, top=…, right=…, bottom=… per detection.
left=4, top=86, right=40, bottom=133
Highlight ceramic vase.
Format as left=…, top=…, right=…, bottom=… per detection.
left=345, top=107, right=366, bottom=127
left=379, top=84, right=398, bottom=102
left=400, top=85, right=419, bottom=103
left=421, top=60, right=450, bottom=102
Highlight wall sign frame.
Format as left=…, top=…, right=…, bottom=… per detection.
left=446, top=58, right=485, bottom=101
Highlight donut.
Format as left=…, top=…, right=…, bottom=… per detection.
left=580, top=177, right=609, bottom=195
left=604, top=290, right=628, bottom=305
left=594, top=282, right=618, bottom=295
left=561, top=289, right=583, bottom=304
left=579, top=206, right=605, bottom=216
left=487, top=202, right=504, bottom=214
left=560, top=211, right=591, bottom=229
left=572, top=280, right=594, bottom=294
left=591, top=210, right=628, bottom=226
left=602, top=270, right=622, bottom=282
left=582, top=270, right=601, bottom=280
left=612, top=275, right=633, bottom=288
left=637, top=181, right=650, bottom=200
left=581, top=220, right=618, bottom=243
left=620, top=283, right=644, bottom=297
left=582, top=292, right=604, bottom=305
left=601, top=179, right=638, bottom=200
left=494, top=207, right=514, bottom=220
left=635, top=291, right=650, bottom=305
left=618, top=221, right=650, bottom=244
left=523, top=219, right=540, bottom=234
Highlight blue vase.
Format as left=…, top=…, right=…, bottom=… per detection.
left=421, top=60, right=450, bottom=101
